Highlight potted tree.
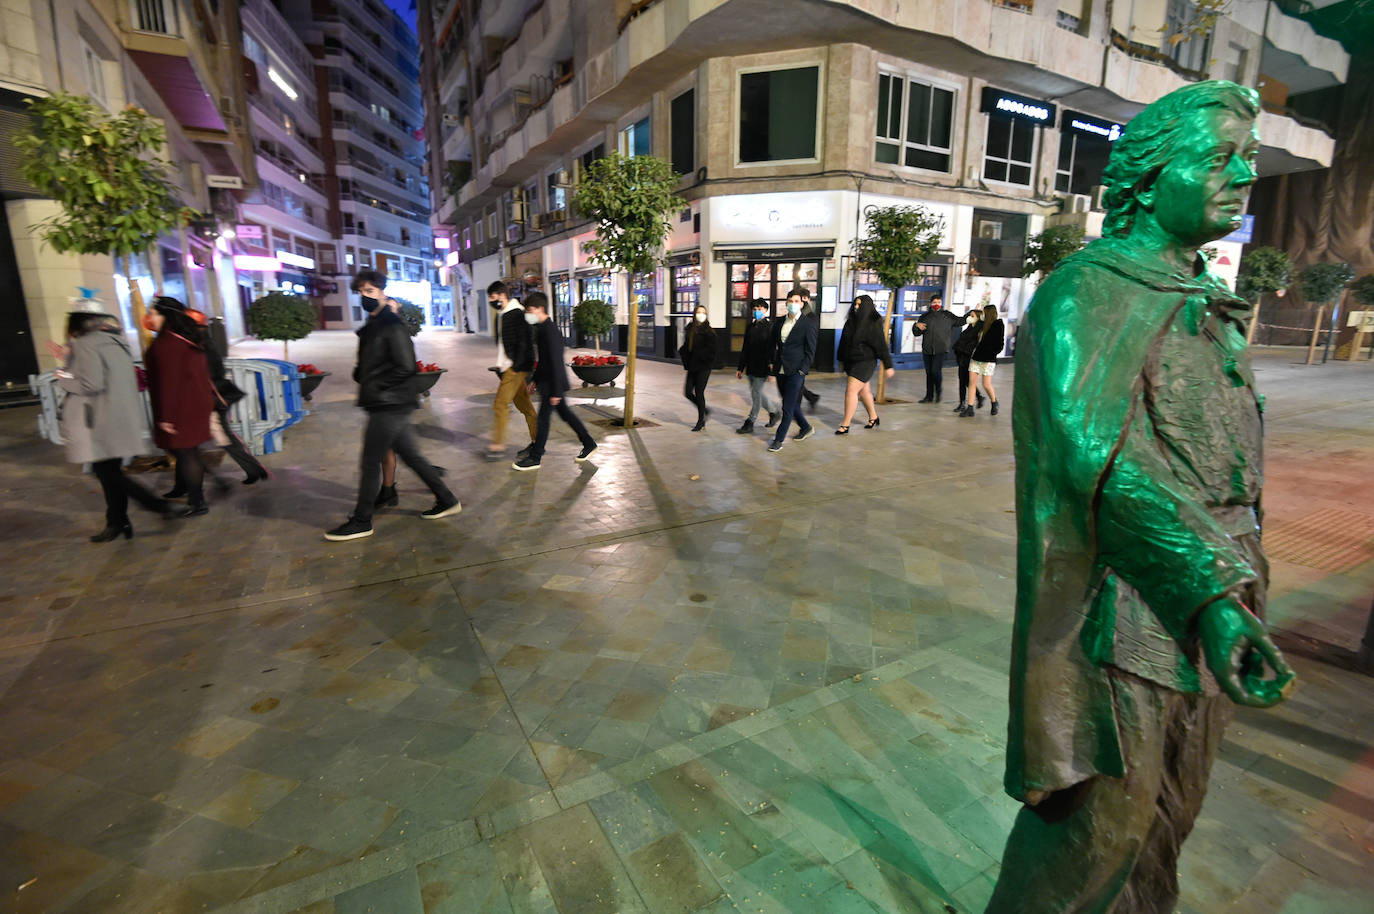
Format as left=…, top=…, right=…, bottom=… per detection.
left=570, top=298, right=623, bottom=386
left=392, top=297, right=446, bottom=395
left=1235, top=246, right=1291, bottom=344
left=1298, top=261, right=1355, bottom=363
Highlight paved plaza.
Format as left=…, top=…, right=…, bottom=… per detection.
left=1, top=331, right=1372, bottom=914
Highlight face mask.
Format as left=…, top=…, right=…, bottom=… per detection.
left=524, top=312, right=540, bottom=325
left=694, top=313, right=706, bottom=323
left=752, top=310, right=765, bottom=320
left=361, top=296, right=383, bottom=314
left=489, top=299, right=501, bottom=308
left=141, top=313, right=157, bottom=332
left=787, top=302, right=801, bottom=317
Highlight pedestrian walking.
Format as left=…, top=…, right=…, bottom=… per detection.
left=912, top=295, right=961, bottom=403
left=48, top=300, right=168, bottom=541
left=485, top=280, right=539, bottom=460
left=513, top=292, right=598, bottom=471
left=735, top=298, right=779, bottom=434
left=190, top=310, right=271, bottom=485
left=952, top=308, right=984, bottom=417
left=323, top=275, right=461, bottom=541
left=767, top=287, right=819, bottom=453
left=145, top=297, right=215, bottom=518
left=835, top=294, right=894, bottom=433
left=679, top=304, right=716, bottom=431
left=969, top=304, right=1005, bottom=416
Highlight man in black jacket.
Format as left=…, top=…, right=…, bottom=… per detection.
left=324, top=271, right=461, bottom=540
left=767, top=287, right=819, bottom=452
left=735, top=298, right=779, bottom=434
left=912, top=295, right=961, bottom=403
left=485, top=281, right=538, bottom=460
left=513, top=292, right=598, bottom=471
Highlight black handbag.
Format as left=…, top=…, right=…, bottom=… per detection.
left=216, top=377, right=246, bottom=408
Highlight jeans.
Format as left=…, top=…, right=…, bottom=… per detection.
left=683, top=368, right=710, bottom=424
left=493, top=369, right=537, bottom=446
left=923, top=351, right=946, bottom=399
left=530, top=394, right=596, bottom=461
left=91, top=458, right=164, bottom=525
left=353, top=408, right=455, bottom=521
left=746, top=375, right=777, bottom=422
left=772, top=372, right=812, bottom=444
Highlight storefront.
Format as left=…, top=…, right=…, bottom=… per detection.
left=663, top=251, right=702, bottom=360
left=980, top=87, right=1056, bottom=190
left=1056, top=109, right=1124, bottom=197
left=576, top=271, right=614, bottom=347
left=631, top=269, right=657, bottom=355
left=718, top=247, right=828, bottom=359
left=853, top=261, right=950, bottom=370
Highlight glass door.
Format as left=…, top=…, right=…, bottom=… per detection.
left=633, top=271, right=656, bottom=354
left=726, top=260, right=821, bottom=357
left=550, top=274, right=573, bottom=345
left=854, top=262, right=949, bottom=369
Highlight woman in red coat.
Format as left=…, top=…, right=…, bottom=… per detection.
left=145, top=297, right=215, bottom=517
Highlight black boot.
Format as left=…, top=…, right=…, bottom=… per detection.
left=374, top=484, right=399, bottom=508
left=736, top=419, right=754, bottom=434
left=961, top=405, right=975, bottom=418
left=976, top=391, right=986, bottom=408
left=91, top=523, right=133, bottom=542
left=952, top=400, right=966, bottom=412
left=990, top=400, right=999, bottom=416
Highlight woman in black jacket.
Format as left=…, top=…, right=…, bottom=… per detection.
left=952, top=308, right=984, bottom=417
left=969, top=304, right=1005, bottom=416
left=678, top=305, right=716, bottom=431
left=835, top=294, right=894, bottom=433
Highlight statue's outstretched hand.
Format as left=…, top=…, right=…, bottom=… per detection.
left=1199, top=598, right=1296, bottom=708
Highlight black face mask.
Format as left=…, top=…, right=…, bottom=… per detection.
left=361, top=296, right=383, bottom=314
left=488, top=299, right=501, bottom=308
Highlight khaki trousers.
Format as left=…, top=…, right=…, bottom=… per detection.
left=493, top=369, right=537, bottom=446
left=985, top=669, right=1230, bottom=914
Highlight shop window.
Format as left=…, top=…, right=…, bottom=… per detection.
left=875, top=73, right=954, bottom=172
left=984, top=112, right=1035, bottom=186
left=619, top=116, right=650, bottom=158
left=1054, top=131, right=1113, bottom=196
left=671, top=90, right=694, bottom=174
left=738, top=66, right=819, bottom=163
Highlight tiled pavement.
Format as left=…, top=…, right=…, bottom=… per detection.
left=1, top=332, right=1372, bottom=914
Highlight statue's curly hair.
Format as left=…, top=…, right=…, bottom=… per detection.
left=1100, top=81, right=1260, bottom=238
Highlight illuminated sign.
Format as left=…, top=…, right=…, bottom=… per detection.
left=276, top=249, right=316, bottom=270
left=719, top=198, right=832, bottom=232
left=1061, top=109, right=1125, bottom=141
left=207, top=174, right=243, bottom=189
left=434, top=236, right=451, bottom=249
left=980, top=87, right=1056, bottom=125
left=445, top=251, right=460, bottom=267
left=234, top=255, right=282, bottom=271
left=235, top=224, right=264, bottom=240
left=268, top=67, right=298, bottom=101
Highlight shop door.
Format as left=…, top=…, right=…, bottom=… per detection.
left=0, top=204, right=37, bottom=384
left=725, top=260, right=821, bottom=359
left=576, top=274, right=614, bottom=349
left=632, top=272, right=656, bottom=354
left=856, top=262, right=949, bottom=370
left=550, top=274, right=573, bottom=346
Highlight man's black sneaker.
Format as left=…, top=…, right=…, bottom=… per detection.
left=324, top=516, right=373, bottom=541
left=513, top=455, right=541, bottom=471
left=767, top=441, right=783, bottom=453
left=736, top=420, right=754, bottom=434
left=575, top=443, right=598, bottom=462
left=803, top=390, right=820, bottom=405
left=374, top=484, right=398, bottom=507
left=422, top=500, right=462, bottom=519
left=918, top=396, right=934, bottom=403
left=516, top=443, right=535, bottom=459
left=794, top=428, right=815, bottom=441
left=765, top=411, right=780, bottom=428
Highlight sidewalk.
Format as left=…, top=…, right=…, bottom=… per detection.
left=0, top=333, right=1371, bottom=914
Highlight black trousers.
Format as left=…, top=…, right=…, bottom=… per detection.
left=530, top=394, right=595, bottom=460
left=683, top=368, right=710, bottom=424
left=956, top=353, right=972, bottom=404
left=91, top=458, right=164, bottom=525
left=216, top=406, right=267, bottom=480
left=170, top=448, right=207, bottom=506
left=353, top=408, right=454, bottom=521
left=923, top=351, right=946, bottom=399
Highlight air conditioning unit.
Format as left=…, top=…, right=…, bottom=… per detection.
left=1068, top=194, right=1091, bottom=214
left=506, top=223, right=523, bottom=243
left=554, top=167, right=571, bottom=187
left=570, top=160, right=582, bottom=185
left=529, top=213, right=544, bottom=230
left=1090, top=185, right=1108, bottom=211
left=548, top=207, right=567, bottom=222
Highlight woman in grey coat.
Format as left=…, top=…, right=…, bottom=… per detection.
left=49, top=305, right=167, bottom=541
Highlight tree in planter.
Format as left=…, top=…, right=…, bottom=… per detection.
left=851, top=204, right=945, bottom=403
left=573, top=299, right=614, bottom=355
left=1298, top=261, right=1355, bottom=363
left=390, top=298, right=426, bottom=337
left=1234, top=246, right=1291, bottom=344
left=247, top=291, right=318, bottom=359
left=572, top=153, right=686, bottom=427
left=14, top=92, right=196, bottom=351
left=1021, top=224, right=1085, bottom=282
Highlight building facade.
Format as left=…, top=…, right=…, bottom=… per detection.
left=419, top=0, right=1347, bottom=369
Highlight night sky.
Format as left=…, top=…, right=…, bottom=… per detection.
left=385, top=0, right=418, bottom=30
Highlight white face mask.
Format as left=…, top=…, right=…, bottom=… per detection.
left=786, top=302, right=801, bottom=317
left=524, top=312, right=540, bottom=325
left=694, top=313, right=706, bottom=323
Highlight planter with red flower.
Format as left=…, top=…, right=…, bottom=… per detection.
left=415, top=359, right=446, bottom=395
left=297, top=363, right=330, bottom=400
left=569, top=354, right=624, bottom=387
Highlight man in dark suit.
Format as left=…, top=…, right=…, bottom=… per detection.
left=767, top=286, right=819, bottom=453
left=514, top=292, right=598, bottom=471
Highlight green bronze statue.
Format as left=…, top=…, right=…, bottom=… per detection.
left=986, top=80, right=1296, bottom=914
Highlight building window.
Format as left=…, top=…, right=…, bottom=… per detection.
left=1055, top=131, right=1113, bottom=196
left=547, top=172, right=567, bottom=214
left=619, top=116, right=650, bottom=157
left=671, top=89, right=694, bottom=174
left=875, top=73, right=954, bottom=172
left=738, top=65, right=819, bottom=163
left=461, top=227, right=471, bottom=249
left=984, top=113, right=1035, bottom=186
left=525, top=181, right=539, bottom=217
left=474, top=217, right=483, bottom=245
left=486, top=210, right=497, bottom=238
left=81, top=40, right=108, bottom=107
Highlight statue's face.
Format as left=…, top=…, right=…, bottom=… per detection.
left=1146, top=109, right=1259, bottom=248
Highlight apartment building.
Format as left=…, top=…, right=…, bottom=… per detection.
left=0, top=0, right=255, bottom=384
left=419, top=0, right=1346, bottom=369
left=280, top=0, right=447, bottom=329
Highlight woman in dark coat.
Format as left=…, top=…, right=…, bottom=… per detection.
left=952, top=308, right=984, bottom=417
left=969, top=304, right=1005, bottom=416
left=835, top=294, right=894, bottom=433
left=145, top=297, right=215, bottom=516
left=678, top=304, right=716, bottom=431
left=49, top=303, right=168, bottom=541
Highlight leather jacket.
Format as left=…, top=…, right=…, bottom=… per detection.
left=353, top=307, right=419, bottom=411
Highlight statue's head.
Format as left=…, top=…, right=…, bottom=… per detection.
left=1101, top=81, right=1260, bottom=246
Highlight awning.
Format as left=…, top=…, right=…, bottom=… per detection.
left=129, top=51, right=228, bottom=133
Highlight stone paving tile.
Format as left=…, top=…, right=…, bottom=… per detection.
left=1, top=339, right=1372, bottom=912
